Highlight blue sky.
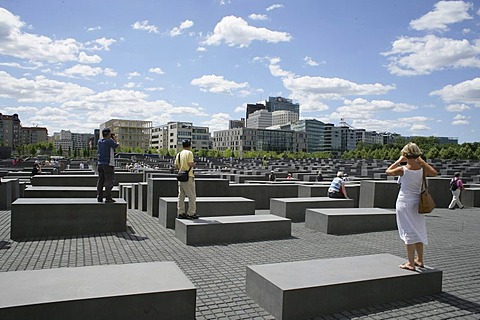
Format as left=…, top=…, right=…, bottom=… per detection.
left=0, top=0, right=479, bottom=143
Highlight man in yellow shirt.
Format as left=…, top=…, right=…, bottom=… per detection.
left=175, top=139, right=198, bottom=219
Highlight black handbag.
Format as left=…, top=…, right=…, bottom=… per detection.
left=176, top=153, right=191, bottom=182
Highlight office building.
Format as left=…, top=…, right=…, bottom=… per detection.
left=246, top=109, right=272, bottom=129
left=290, top=119, right=334, bottom=153
left=100, top=119, right=152, bottom=151
left=0, top=113, right=21, bottom=149
left=151, top=121, right=211, bottom=151
left=266, top=96, right=300, bottom=115
left=272, top=110, right=299, bottom=126
left=20, top=126, right=48, bottom=145
left=213, top=127, right=306, bottom=154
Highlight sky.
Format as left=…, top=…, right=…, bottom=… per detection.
left=0, top=0, right=479, bottom=143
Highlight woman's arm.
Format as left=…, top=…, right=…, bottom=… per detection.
left=417, top=157, right=437, bottom=177
left=341, top=183, right=349, bottom=199
left=386, top=156, right=406, bottom=176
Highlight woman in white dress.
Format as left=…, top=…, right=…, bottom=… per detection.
left=386, top=143, right=437, bottom=271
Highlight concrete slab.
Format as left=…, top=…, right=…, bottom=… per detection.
left=305, top=208, right=397, bottom=235
left=24, top=186, right=119, bottom=198
left=158, top=197, right=256, bottom=229
left=175, top=215, right=291, bottom=245
left=11, top=198, right=127, bottom=240
left=270, top=197, right=355, bottom=222
left=246, top=253, right=442, bottom=320
left=0, top=261, right=196, bottom=320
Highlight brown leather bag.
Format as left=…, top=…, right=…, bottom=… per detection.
left=419, top=170, right=435, bottom=214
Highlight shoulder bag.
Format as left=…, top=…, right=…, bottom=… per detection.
left=418, top=168, right=435, bottom=214
left=176, top=152, right=191, bottom=182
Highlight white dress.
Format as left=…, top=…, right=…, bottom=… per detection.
left=396, top=166, right=428, bottom=245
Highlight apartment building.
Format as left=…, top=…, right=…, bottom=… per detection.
left=100, top=119, right=152, bottom=151
left=151, top=121, right=211, bottom=151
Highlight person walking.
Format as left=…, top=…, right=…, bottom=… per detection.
left=386, top=142, right=437, bottom=271
left=96, top=128, right=119, bottom=203
left=328, top=171, right=349, bottom=199
left=175, top=139, right=198, bottom=219
left=448, top=172, right=465, bottom=210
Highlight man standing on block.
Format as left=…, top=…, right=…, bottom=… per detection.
left=175, top=139, right=198, bottom=219
left=97, top=128, right=119, bottom=203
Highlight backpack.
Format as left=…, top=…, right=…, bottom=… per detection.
left=450, top=179, right=458, bottom=191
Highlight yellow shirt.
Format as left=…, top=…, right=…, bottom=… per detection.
left=175, top=150, right=194, bottom=177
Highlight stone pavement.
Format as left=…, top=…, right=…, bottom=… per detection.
left=0, top=207, right=479, bottom=320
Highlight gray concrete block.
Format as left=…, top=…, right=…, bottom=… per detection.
left=24, top=186, right=119, bottom=198
left=229, top=183, right=298, bottom=209
left=359, top=180, right=399, bottom=209
left=175, top=215, right=291, bottom=245
left=246, top=254, right=442, bottom=320
left=0, top=261, right=196, bottom=320
left=147, top=178, right=230, bottom=217
left=158, top=197, right=256, bottom=229
left=298, top=184, right=361, bottom=208
left=11, top=198, right=127, bottom=240
left=305, top=208, right=396, bottom=235
left=270, top=197, right=355, bottom=222
left=31, top=172, right=143, bottom=187
left=462, top=188, right=480, bottom=207
left=138, top=182, right=148, bottom=211
left=0, top=180, right=13, bottom=210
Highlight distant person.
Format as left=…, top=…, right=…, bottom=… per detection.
left=386, top=142, right=437, bottom=271
left=315, top=170, right=323, bottom=182
left=97, top=128, right=119, bottom=203
left=286, top=173, right=293, bottom=180
left=268, top=170, right=276, bottom=182
left=448, top=172, right=465, bottom=210
left=31, top=163, right=41, bottom=176
left=328, top=171, right=349, bottom=199
left=175, top=139, right=198, bottom=219
left=79, top=162, right=84, bottom=169
left=262, top=156, right=267, bottom=169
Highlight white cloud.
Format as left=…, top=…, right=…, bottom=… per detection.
left=59, top=64, right=117, bottom=78
left=86, top=26, right=101, bottom=32
left=452, top=113, right=470, bottom=125
left=78, top=52, right=102, bottom=64
left=304, top=56, right=323, bottom=67
left=382, top=35, right=480, bottom=76
left=445, top=104, right=471, bottom=112
left=191, top=74, right=248, bottom=95
left=203, top=15, right=291, bottom=48
left=87, top=37, right=116, bottom=51
left=127, top=71, right=141, bottom=78
left=266, top=4, right=284, bottom=11
left=123, top=82, right=138, bottom=88
left=202, top=113, right=231, bottom=132
left=410, top=124, right=431, bottom=131
left=249, top=14, right=268, bottom=21
left=145, top=87, right=164, bottom=92
left=234, top=105, right=245, bottom=113
left=196, top=46, right=207, bottom=52
left=149, top=67, right=165, bottom=75
left=0, top=8, right=100, bottom=64
left=430, top=77, right=480, bottom=107
left=131, top=20, right=159, bottom=34
left=0, top=71, right=94, bottom=103
left=170, top=20, right=194, bottom=37
left=409, top=1, right=473, bottom=31
left=334, top=98, right=416, bottom=119
left=267, top=58, right=395, bottom=112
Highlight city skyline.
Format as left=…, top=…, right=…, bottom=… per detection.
left=0, top=1, right=479, bottom=143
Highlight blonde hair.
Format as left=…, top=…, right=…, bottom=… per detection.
left=401, top=142, right=422, bottom=158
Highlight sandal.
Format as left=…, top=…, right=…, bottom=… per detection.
left=399, top=263, right=416, bottom=271
left=414, top=261, right=425, bottom=268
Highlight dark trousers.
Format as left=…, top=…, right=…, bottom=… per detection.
left=328, top=191, right=346, bottom=199
left=97, top=164, right=115, bottom=200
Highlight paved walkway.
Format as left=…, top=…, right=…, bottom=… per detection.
left=0, top=207, right=479, bottom=319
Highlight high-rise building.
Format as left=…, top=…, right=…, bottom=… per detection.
left=0, top=113, right=21, bottom=149
left=151, top=121, right=211, bottom=151
left=266, top=96, right=300, bottom=115
left=20, top=126, right=48, bottom=145
left=272, top=110, right=299, bottom=126
left=100, top=119, right=152, bottom=151
left=246, top=109, right=272, bottom=129
left=229, top=118, right=245, bottom=129
left=246, top=103, right=266, bottom=119
left=213, top=127, right=306, bottom=154
left=290, top=119, right=334, bottom=153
